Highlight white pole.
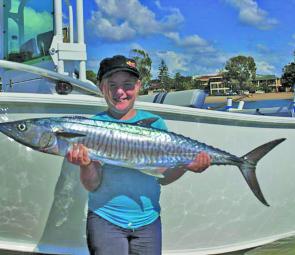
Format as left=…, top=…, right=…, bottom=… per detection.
left=64, top=0, right=74, bottom=43
left=69, top=5, right=74, bottom=43
left=76, top=0, right=86, bottom=81
left=237, top=100, right=245, bottom=110
left=226, top=98, right=232, bottom=111
left=54, top=0, right=64, bottom=74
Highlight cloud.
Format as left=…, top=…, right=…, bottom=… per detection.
left=129, top=43, right=145, bottom=52
left=165, top=32, right=216, bottom=54
left=87, top=0, right=184, bottom=41
left=23, top=10, right=53, bottom=40
left=154, top=0, right=181, bottom=14
left=156, top=51, right=188, bottom=74
left=225, top=0, right=278, bottom=30
left=88, top=11, right=136, bottom=41
left=153, top=49, right=228, bottom=77
left=288, top=34, right=295, bottom=47
left=9, top=0, right=52, bottom=42
left=256, top=60, right=276, bottom=74
left=255, top=44, right=270, bottom=54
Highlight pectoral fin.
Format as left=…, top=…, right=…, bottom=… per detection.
left=139, top=169, right=164, bottom=178
left=134, top=118, right=159, bottom=128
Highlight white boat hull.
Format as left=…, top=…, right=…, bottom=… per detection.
left=0, top=93, right=295, bottom=254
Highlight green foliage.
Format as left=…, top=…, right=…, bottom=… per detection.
left=86, top=70, right=97, bottom=84
left=173, top=72, right=202, bottom=91
left=158, top=60, right=171, bottom=91
left=281, top=62, right=295, bottom=88
left=173, top=72, right=182, bottom=90
left=224, top=55, right=256, bottom=91
left=131, top=49, right=152, bottom=92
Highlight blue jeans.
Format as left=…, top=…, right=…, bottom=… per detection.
left=86, top=211, right=162, bottom=255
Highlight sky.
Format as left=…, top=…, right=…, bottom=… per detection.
left=16, top=0, right=294, bottom=78
left=82, top=0, right=295, bottom=79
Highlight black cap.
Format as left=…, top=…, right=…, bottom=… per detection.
left=97, top=55, right=140, bottom=82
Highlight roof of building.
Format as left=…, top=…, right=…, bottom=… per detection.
left=254, top=74, right=278, bottom=81
left=194, top=73, right=223, bottom=81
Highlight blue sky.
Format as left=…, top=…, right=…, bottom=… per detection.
left=83, top=0, right=295, bottom=78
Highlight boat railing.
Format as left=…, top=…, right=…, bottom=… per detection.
left=0, top=0, right=103, bottom=96
left=0, top=60, right=102, bottom=96
left=51, top=0, right=87, bottom=81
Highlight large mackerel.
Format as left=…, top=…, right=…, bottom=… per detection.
left=0, top=116, right=285, bottom=206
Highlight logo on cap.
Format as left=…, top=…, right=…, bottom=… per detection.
left=126, top=61, right=136, bottom=68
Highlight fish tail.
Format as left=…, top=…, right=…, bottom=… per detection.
left=238, top=138, right=286, bottom=206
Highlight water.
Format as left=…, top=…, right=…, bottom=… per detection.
left=0, top=107, right=9, bottom=122
left=203, top=99, right=293, bottom=114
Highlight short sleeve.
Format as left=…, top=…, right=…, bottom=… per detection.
left=151, top=116, right=168, bottom=131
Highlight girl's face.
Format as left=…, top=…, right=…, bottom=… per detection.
left=100, top=71, right=141, bottom=118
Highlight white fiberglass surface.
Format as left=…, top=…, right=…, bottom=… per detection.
left=0, top=99, right=294, bottom=254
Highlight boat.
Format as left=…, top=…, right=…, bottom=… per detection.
left=0, top=1, right=295, bottom=254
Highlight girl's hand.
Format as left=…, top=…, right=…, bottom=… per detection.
left=186, top=151, right=211, bottom=173
left=66, top=144, right=91, bottom=166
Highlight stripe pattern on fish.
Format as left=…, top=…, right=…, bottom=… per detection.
left=0, top=116, right=285, bottom=206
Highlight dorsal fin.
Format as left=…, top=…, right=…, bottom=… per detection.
left=60, top=116, right=90, bottom=121
left=134, top=117, right=159, bottom=127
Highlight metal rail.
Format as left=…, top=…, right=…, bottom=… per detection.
left=0, top=60, right=102, bottom=96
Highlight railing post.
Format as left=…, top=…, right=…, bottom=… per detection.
left=54, top=0, right=64, bottom=74
left=76, top=0, right=86, bottom=81
left=69, top=4, right=74, bottom=43
left=292, top=85, right=295, bottom=117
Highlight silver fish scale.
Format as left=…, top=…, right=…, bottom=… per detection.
left=55, top=117, right=239, bottom=168
left=0, top=115, right=283, bottom=206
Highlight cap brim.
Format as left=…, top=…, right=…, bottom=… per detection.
left=101, top=68, right=140, bottom=80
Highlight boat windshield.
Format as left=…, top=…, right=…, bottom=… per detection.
left=3, top=0, right=53, bottom=63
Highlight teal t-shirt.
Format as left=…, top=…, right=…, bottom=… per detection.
left=88, top=110, right=167, bottom=229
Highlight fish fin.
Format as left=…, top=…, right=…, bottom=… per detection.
left=139, top=169, right=165, bottom=178
left=61, top=116, right=89, bottom=120
left=239, top=138, right=286, bottom=207
left=55, top=130, right=86, bottom=138
left=87, top=151, right=105, bottom=165
left=134, top=118, right=159, bottom=127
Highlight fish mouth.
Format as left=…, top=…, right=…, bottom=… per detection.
left=0, top=122, right=23, bottom=144
left=0, top=122, right=40, bottom=150
left=0, top=122, right=12, bottom=136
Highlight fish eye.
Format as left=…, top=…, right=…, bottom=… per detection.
left=17, top=123, right=27, bottom=132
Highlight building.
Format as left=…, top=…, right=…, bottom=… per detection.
left=252, top=75, right=281, bottom=92
left=194, top=74, right=229, bottom=95
left=194, top=73, right=282, bottom=95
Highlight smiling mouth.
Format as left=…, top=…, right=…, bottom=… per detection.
left=113, top=97, right=129, bottom=102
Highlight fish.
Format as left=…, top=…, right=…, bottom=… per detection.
left=0, top=116, right=285, bottom=206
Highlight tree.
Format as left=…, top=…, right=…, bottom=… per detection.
left=86, top=70, right=97, bottom=84
left=224, top=55, right=256, bottom=92
left=130, top=49, right=152, bottom=93
left=158, top=59, right=170, bottom=91
left=192, top=79, right=203, bottom=90
left=173, top=72, right=184, bottom=90
left=281, top=62, right=295, bottom=89
left=172, top=73, right=203, bottom=91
